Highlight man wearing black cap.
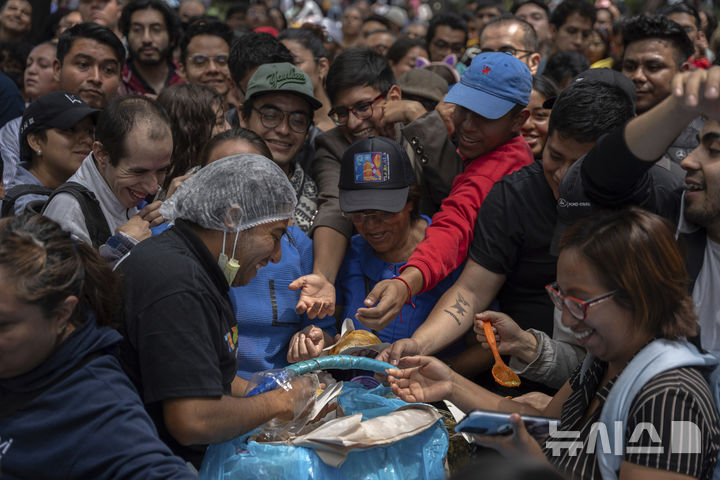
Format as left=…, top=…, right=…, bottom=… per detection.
left=377, top=71, right=637, bottom=387
left=1, top=91, right=98, bottom=217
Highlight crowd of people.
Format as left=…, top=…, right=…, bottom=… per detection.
left=1, top=0, right=720, bottom=478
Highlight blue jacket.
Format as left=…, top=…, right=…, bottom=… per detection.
left=336, top=216, right=464, bottom=355
left=0, top=317, right=194, bottom=479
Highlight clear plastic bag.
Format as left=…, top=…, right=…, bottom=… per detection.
left=243, top=369, right=321, bottom=442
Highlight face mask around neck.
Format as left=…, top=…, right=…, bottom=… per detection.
left=218, top=229, right=241, bottom=285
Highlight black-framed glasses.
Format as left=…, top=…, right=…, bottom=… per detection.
left=478, top=47, right=534, bottom=59
left=342, top=210, right=397, bottom=223
left=432, top=39, right=465, bottom=54
left=328, top=93, right=384, bottom=127
left=188, top=53, right=229, bottom=67
left=252, top=106, right=311, bottom=134
left=545, top=282, right=617, bottom=321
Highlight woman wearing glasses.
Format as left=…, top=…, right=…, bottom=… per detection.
left=387, top=207, right=720, bottom=480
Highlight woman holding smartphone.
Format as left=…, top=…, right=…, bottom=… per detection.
left=387, top=207, right=720, bottom=479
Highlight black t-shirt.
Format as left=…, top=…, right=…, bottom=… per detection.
left=468, top=161, right=557, bottom=335
left=116, top=219, right=239, bottom=466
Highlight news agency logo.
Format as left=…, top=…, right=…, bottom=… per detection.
left=557, top=198, right=592, bottom=208
left=545, top=421, right=702, bottom=456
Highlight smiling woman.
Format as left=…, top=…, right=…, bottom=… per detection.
left=387, top=207, right=720, bottom=480
left=0, top=0, right=31, bottom=42
left=334, top=137, right=465, bottom=354
left=1, top=91, right=98, bottom=217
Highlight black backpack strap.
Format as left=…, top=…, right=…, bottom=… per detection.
left=43, top=182, right=112, bottom=248
left=1, top=184, right=53, bottom=217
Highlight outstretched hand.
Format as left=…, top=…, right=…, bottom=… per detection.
left=376, top=337, right=421, bottom=366
left=290, top=273, right=335, bottom=319
left=355, top=278, right=408, bottom=331
left=386, top=355, right=453, bottom=403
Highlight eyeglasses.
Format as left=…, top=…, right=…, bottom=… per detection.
left=328, top=93, right=384, bottom=127
left=187, top=53, right=229, bottom=68
left=432, top=39, right=465, bottom=54
left=342, top=210, right=397, bottom=223
left=478, top=47, right=534, bottom=59
left=545, top=282, right=617, bottom=321
left=252, top=106, right=311, bottom=134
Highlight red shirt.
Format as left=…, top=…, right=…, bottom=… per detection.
left=119, top=61, right=184, bottom=96
left=401, top=135, right=534, bottom=292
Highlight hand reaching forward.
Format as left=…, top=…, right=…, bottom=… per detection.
left=290, top=273, right=335, bottom=319
left=386, top=355, right=454, bottom=403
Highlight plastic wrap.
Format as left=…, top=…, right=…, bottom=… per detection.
left=199, top=384, right=448, bottom=480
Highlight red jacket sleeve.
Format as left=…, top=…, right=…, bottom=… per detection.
left=402, top=136, right=534, bottom=292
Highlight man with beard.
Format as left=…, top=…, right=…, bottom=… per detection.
left=118, top=0, right=182, bottom=96
left=555, top=65, right=720, bottom=353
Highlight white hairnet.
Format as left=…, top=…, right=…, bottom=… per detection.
left=159, top=154, right=297, bottom=232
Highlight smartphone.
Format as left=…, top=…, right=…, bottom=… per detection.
left=455, top=409, right=554, bottom=439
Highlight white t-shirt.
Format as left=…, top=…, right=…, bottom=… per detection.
left=677, top=194, right=720, bottom=352
left=692, top=238, right=720, bottom=352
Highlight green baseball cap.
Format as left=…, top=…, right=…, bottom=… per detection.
left=245, top=62, right=323, bottom=111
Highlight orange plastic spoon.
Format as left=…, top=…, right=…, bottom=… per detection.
left=483, top=320, right=521, bottom=388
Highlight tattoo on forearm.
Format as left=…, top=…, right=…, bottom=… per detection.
left=444, top=309, right=461, bottom=325
left=444, top=292, right=471, bottom=326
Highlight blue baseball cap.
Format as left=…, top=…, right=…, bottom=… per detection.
left=445, top=52, right=532, bottom=120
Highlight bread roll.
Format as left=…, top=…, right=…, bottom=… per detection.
left=328, top=329, right=381, bottom=355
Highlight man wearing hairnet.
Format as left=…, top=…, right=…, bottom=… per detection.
left=115, top=155, right=317, bottom=469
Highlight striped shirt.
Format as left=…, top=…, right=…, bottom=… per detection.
left=543, top=358, right=720, bottom=479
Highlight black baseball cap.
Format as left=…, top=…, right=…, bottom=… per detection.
left=21, top=91, right=99, bottom=139
left=339, top=136, right=416, bottom=213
